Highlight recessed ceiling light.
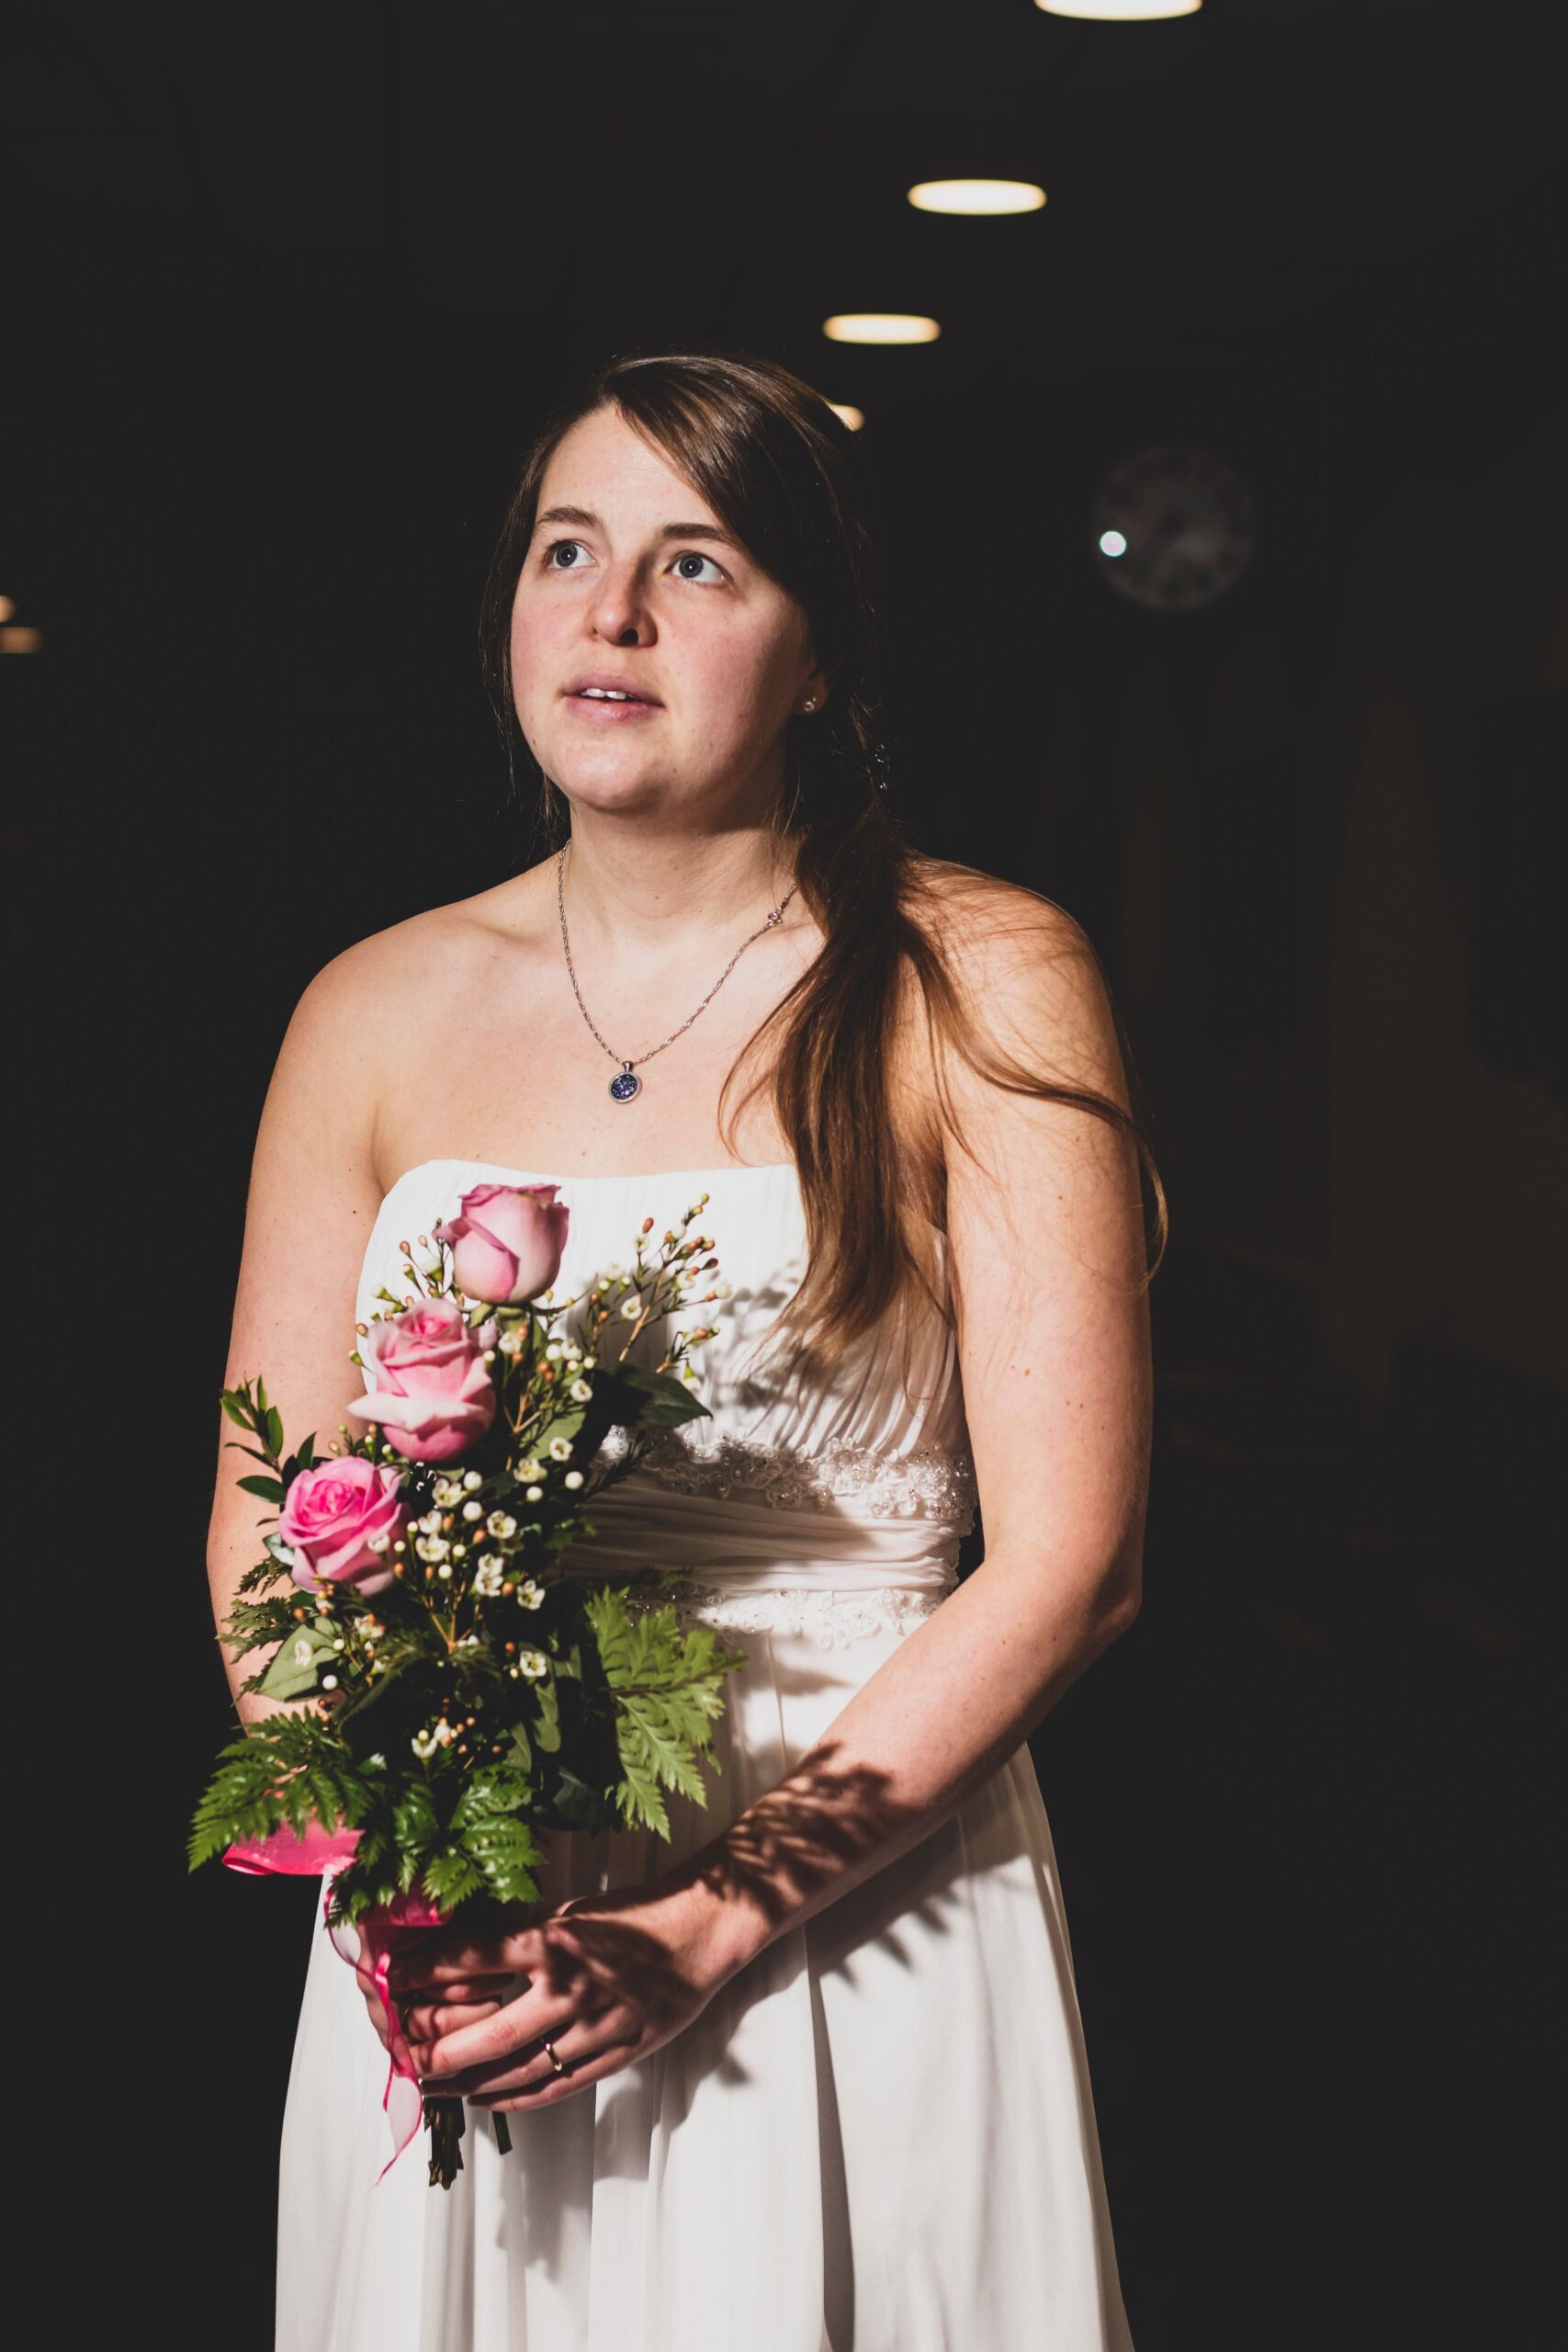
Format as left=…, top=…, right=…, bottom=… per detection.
left=908, top=180, right=1046, bottom=216
left=828, top=403, right=865, bottom=431
left=822, top=314, right=941, bottom=345
left=1034, top=1, right=1201, bottom=18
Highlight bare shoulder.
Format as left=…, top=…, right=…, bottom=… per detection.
left=902, top=854, right=1128, bottom=1118
left=305, top=875, right=531, bottom=1017
left=270, top=871, right=546, bottom=1160
left=292, top=868, right=544, bottom=1053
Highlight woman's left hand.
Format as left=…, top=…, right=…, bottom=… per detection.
left=388, top=1872, right=753, bottom=2113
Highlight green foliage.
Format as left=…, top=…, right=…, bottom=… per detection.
left=225, top=1595, right=302, bottom=1656
left=219, top=1380, right=299, bottom=1475
left=392, top=1781, right=439, bottom=1851
left=531, top=1675, right=562, bottom=1755
left=449, top=1764, right=531, bottom=1829
left=419, top=1849, right=485, bottom=1910
left=186, top=1714, right=377, bottom=1870
left=255, top=1616, right=338, bottom=1700
left=614, top=1363, right=712, bottom=1430
left=447, top=1769, right=544, bottom=1904
left=583, top=1590, right=741, bottom=1837
left=540, top=1404, right=587, bottom=1461
left=236, top=1544, right=291, bottom=1597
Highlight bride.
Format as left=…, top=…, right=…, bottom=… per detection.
left=209, top=344, right=1162, bottom=2351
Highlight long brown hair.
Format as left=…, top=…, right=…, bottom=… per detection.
left=479, top=345, right=1168, bottom=1385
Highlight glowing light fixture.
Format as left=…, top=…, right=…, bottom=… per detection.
left=1035, top=2, right=1200, bottom=18
left=0, top=625, right=42, bottom=653
left=1099, top=530, right=1128, bottom=559
left=0, top=595, right=13, bottom=622
left=822, top=313, right=941, bottom=345
left=907, top=179, right=1045, bottom=217
left=828, top=403, right=865, bottom=432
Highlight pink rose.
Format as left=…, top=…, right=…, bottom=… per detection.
left=345, top=1296, right=497, bottom=1464
left=434, top=1182, right=569, bottom=1306
left=280, top=1458, right=403, bottom=1597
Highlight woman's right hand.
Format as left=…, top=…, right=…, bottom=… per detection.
left=356, top=1934, right=513, bottom=2058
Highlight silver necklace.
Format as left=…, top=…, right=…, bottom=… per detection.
left=556, top=842, right=798, bottom=1102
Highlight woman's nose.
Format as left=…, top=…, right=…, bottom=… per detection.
left=588, top=566, right=653, bottom=646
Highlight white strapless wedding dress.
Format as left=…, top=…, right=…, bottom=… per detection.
left=276, top=1159, right=1135, bottom=2352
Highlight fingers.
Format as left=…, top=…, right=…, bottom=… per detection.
left=416, top=1979, right=582, bottom=2083
left=445, top=2012, right=621, bottom=2104
left=472, top=2032, right=640, bottom=2115
left=388, top=1928, right=545, bottom=1996
left=401, top=1996, right=502, bottom=2048
left=394, top=1973, right=515, bottom=2012
left=473, top=2014, right=604, bottom=2099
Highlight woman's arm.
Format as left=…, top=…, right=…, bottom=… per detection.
left=668, top=888, right=1151, bottom=1958
left=407, top=887, right=1152, bottom=2109
left=209, top=923, right=513, bottom=2054
left=206, top=944, right=393, bottom=1723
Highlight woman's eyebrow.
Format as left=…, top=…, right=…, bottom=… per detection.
left=535, top=503, right=740, bottom=550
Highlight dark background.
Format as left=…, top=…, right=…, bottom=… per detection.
left=8, top=4, right=1563, bottom=2345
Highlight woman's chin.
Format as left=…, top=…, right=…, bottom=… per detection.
left=545, top=754, right=692, bottom=812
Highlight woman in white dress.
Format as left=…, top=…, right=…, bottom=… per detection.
left=208, top=345, right=1164, bottom=2351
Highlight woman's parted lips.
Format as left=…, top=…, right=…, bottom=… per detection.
left=563, top=673, right=662, bottom=704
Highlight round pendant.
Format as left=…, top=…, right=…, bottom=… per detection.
left=609, top=1067, right=641, bottom=1102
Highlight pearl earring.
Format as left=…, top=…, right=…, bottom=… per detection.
left=802, top=695, right=817, bottom=712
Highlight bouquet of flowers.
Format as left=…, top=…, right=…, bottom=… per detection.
left=190, top=1179, right=746, bottom=2187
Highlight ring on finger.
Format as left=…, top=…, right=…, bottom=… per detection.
left=540, top=2037, right=567, bottom=2076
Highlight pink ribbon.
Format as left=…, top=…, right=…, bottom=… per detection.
left=225, top=1826, right=446, bottom=2178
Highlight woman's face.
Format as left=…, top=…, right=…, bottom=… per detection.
left=511, top=403, right=825, bottom=822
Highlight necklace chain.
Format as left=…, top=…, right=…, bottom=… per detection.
left=556, top=842, right=798, bottom=1084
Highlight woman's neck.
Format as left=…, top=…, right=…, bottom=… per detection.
left=554, top=816, right=800, bottom=969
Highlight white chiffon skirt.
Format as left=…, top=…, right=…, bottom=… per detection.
left=276, top=1606, right=1136, bottom=2352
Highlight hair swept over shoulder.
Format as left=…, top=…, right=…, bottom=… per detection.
left=479, top=344, right=1168, bottom=1385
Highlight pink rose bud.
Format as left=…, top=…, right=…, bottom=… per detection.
left=345, top=1297, right=497, bottom=1464
left=434, top=1182, right=570, bottom=1306
left=477, top=1318, right=500, bottom=1351
left=279, top=1458, right=404, bottom=1597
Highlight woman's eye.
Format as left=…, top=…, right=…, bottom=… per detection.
left=540, top=538, right=725, bottom=584
left=671, top=549, right=725, bottom=584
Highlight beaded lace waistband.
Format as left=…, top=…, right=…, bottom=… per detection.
left=592, top=1426, right=977, bottom=1525
left=558, top=1430, right=977, bottom=1645
left=637, top=1578, right=953, bottom=1651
